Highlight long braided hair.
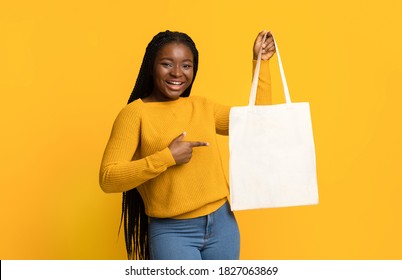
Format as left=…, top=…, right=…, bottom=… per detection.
left=121, top=30, right=199, bottom=260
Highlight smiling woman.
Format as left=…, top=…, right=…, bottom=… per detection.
left=144, top=43, right=195, bottom=102
left=99, top=30, right=276, bottom=260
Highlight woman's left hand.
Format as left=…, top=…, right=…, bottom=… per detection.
left=253, top=30, right=276, bottom=61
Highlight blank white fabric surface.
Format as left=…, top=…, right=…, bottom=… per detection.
left=229, top=103, right=318, bottom=210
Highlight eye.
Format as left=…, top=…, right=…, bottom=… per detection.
left=161, top=62, right=173, bottom=68
left=182, top=64, right=192, bottom=69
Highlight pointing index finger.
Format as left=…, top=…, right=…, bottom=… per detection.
left=189, top=141, right=209, bottom=147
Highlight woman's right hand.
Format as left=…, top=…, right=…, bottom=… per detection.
left=253, top=30, right=276, bottom=61
left=168, top=132, right=209, bottom=165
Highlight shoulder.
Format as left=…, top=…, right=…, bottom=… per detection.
left=115, top=99, right=144, bottom=121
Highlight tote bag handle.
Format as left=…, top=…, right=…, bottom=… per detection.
left=248, top=34, right=292, bottom=106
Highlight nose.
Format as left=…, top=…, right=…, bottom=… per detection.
left=170, top=65, right=182, bottom=77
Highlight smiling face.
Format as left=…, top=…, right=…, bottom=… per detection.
left=148, top=42, right=194, bottom=102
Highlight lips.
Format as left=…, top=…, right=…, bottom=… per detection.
left=166, top=80, right=185, bottom=90
left=166, top=81, right=184, bottom=85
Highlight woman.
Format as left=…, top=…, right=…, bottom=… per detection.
left=99, top=30, right=276, bottom=260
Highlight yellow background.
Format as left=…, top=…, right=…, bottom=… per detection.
left=1, top=0, right=401, bottom=259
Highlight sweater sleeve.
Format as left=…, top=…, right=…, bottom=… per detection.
left=253, top=59, right=272, bottom=105
left=99, top=104, right=176, bottom=193
left=213, top=103, right=231, bottom=136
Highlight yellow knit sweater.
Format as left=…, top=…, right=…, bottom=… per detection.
left=99, top=60, right=272, bottom=218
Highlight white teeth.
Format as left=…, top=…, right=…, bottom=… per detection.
left=167, top=81, right=183, bottom=85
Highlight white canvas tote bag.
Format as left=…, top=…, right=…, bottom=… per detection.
left=229, top=36, right=319, bottom=210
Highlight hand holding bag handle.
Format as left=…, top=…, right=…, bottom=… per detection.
left=249, top=34, right=291, bottom=106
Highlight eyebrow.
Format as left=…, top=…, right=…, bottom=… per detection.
left=158, top=57, right=193, bottom=63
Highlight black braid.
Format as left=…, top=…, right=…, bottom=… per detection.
left=120, top=30, right=199, bottom=260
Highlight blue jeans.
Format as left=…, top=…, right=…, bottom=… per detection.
left=148, top=202, right=240, bottom=260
